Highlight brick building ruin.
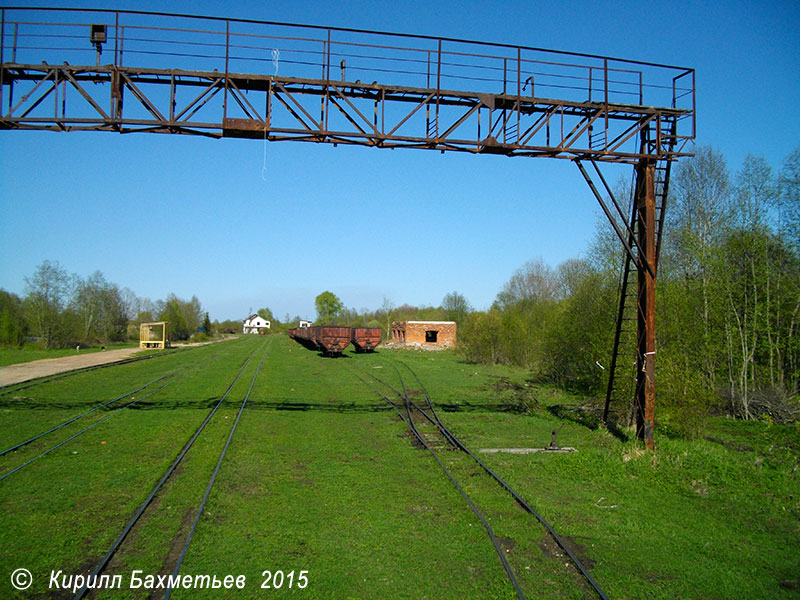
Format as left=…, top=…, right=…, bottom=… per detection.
left=391, top=321, right=457, bottom=348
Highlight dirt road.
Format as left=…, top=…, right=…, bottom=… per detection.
left=0, top=337, right=238, bottom=387
left=0, top=348, right=144, bottom=387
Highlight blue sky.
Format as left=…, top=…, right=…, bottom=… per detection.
left=1, top=0, right=799, bottom=321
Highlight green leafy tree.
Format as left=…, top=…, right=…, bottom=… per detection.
left=543, top=262, right=615, bottom=392
left=0, top=290, right=26, bottom=347
left=460, top=310, right=504, bottom=364
left=158, top=294, right=203, bottom=340
left=314, top=291, right=343, bottom=325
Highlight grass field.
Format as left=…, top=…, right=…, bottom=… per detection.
left=0, top=335, right=798, bottom=599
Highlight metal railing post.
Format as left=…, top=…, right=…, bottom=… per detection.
left=516, top=47, right=521, bottom=143
left=435, top=38, right=441, bottom=139
left=113, top=12, right=119, bottom=67
left=223, top=20, right=229, bottom=120
left=1, top=9, right=4, bottom=115
left=692, top=70, right=697, bottom=139
left=604, top=59, right=609, bottom=149
left=325, top=29, right=331, bottom=132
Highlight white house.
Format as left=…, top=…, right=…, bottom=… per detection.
left=299, top=320, right=313, bottom=328
left=243, top=314, right=270, bottom=334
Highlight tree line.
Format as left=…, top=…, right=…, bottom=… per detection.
left=266, top=290, right=473, bottom=336
left=458, top=145, right=800, bottom=432
left=0, top=261, right=207, bottom=347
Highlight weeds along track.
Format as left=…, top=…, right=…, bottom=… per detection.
left=0, top=342, right=232, bottom=482
left=354, top=359, right=608, bottom=600
left=73, top=338, right=271, bottom=600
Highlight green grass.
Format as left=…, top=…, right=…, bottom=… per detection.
left=0, top=341, right=140, bottom=367
left=0, top=336, right=798, bottom=599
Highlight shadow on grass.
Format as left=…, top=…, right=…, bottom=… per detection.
left=547, top=404, right=631, bottom=442
left=0, top=396, right=593, bottom=416
left=128, top=398, right=396, bottom=413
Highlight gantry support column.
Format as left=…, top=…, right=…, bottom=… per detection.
left=635, top=159, right=656, bottom=449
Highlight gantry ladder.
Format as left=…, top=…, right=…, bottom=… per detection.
left=602, top=118, right=676, bottom=425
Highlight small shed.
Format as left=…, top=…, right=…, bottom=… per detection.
left=243, top=314, right=271, bottom=334
left=391, top=321, right=457, bottom=347
left=139, top=321, right=170, bottom=349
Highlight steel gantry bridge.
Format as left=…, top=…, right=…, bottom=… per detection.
left=0, top=7, right=695, bottom=448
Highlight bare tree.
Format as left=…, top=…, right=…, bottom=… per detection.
left=380, top=297, right=394, bottom=339
left=778, top=145, right=800, bottom=251
left=24, top=260, right=72, bottom=347
left=73, top=271, right=107, bottom=341
left=442, top=291, right=472, bottom=324
left=494, top=258, right=561, bottom=310
left=663, top=146, right=731, bottom=384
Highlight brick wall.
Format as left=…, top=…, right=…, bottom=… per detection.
left=391, top=321, right=457, bottom=347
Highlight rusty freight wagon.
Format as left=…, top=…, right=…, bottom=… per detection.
left=288, top=326, right=317, bottom=350
left=314, top=326, right=352, bottom=355
left=351, top=327, right=382, bottom=352
left=289, top=326, right=352, bottom=355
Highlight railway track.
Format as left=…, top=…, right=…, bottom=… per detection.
left=163, top=337, right=271, bottom=599
left=0, top=344, right=228, bottom=482
left=72, top=337, right=271, bottom=599
left=354, top=359, right=609, bottom=600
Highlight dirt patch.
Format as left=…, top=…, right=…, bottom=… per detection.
left=538, top=533, right=596, bottom=571
left=0, top=348, right=143, bottom=386
left=294, top=461, right=314, bottom=487
left=0, top=337, right=235, bottom=387
left=401, top=428, right=427, bottom=450
left=690, top=479, right=709, bottom=497
left=497, top=535, right=517, bottom=554
left=147, top=507, right=199, bottom=600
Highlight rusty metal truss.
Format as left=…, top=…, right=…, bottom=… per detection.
left=0, top=7, right=694, bottom=165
